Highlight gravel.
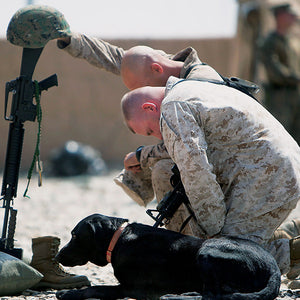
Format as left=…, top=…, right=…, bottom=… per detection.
left=0, top=170, right=299, bottom=299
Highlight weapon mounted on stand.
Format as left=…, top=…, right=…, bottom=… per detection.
left=0, top=5, right=71, bottom=259
left=0, top=48, right=58, bottom=259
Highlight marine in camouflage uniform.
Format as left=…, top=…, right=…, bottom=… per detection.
left=58, top=34, right=298, bottom=273
left=122, top=76, right=300, bottom=273
left=57, top=34, right=223, bottom=234
left=259, top=4, right=300, bottom=145
left=160, top=76, right=300, bottom=241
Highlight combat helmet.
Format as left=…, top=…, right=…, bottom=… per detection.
left=6, top=5, right=71, bottom=48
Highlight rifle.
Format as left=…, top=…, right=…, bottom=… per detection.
left=147, top=165, right=196, bottom=231
left=0, top=47, right=58, bottom=259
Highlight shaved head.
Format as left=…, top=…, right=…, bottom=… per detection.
left=121, top=86, right=164, bottom=121
left=121, top=46, right=183, bottom=90
left=121, top=86, right=165, bottom=139
left=121, top=46, right=159, bottom=89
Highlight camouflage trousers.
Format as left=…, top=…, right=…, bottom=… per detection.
left=114, top=158, right=295, bottom=274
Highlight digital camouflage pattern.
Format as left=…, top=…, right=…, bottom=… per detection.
left=7, top=5, right=70, bottom=48
left=58, top=33, right=298, bottom=273
left=114, top=167, right=154, bottom=207
left=58, top=33, right=223, bottom=79
left=138, top=47, right=223, bottom=171
left=161, top=76, right=300, bottom=240
left=58, top=32, right=125, bottom=75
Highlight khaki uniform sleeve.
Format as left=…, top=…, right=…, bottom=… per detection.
left=139, top=143, right=171, bottom=169
left=57, top=32, right=125, bottom=75
left=161, top=101, right=226, bottom=237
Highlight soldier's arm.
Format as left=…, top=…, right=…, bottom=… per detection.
left=139, top=143, right=171, bottom=169
left=57, top=32, right=125, bottom=75
left=161, top=101, right=226, bottom=238
left=122, top=143, right=170, bottom=173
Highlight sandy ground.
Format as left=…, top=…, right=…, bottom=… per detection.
left=1, top=168, right=300, bottom=299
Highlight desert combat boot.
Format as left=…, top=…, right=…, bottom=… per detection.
left=270, top=219, right=300, bottom=241
left=30, top=236, right=91, bottom=289
left=287, top=235, right=300, bottom=280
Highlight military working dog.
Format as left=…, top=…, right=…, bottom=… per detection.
left=56, top=213, right=281, bottom=300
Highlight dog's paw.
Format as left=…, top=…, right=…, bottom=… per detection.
left=56, top=289, right=83, bottom=300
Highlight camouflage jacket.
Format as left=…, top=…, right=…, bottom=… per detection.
left=57, top=32, right=222, bottom=80
left=160, top=76, right=300, bottom=237
left=58, top=33, right=223, bottom=167
left=139, top=47, right=223, bottom=168
left=259, top=31, right=300, bottom=86
left=57, top=32, right=125, bottom=75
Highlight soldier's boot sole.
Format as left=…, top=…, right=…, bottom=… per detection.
left=33, top=276, right=91, bottom=290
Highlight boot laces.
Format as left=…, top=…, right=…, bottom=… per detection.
left=50, top=243, right=72, bottom=276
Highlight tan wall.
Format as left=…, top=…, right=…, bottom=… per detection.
left=0, top=38, right=238, bottom=170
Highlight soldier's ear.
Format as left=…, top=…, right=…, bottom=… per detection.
left=142, top=102, right=158, bottom=112
left=151, top=63, right=163, bottom=74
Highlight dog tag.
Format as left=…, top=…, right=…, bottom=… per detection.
left=36, top=160, right=43, bottom=186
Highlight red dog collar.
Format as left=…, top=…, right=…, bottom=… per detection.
left=106, top=222, right=128, bottom=263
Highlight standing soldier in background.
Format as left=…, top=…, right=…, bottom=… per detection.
left=235, top=0, right=271, bottom=83
left=259, top=1, right=300, bottom=144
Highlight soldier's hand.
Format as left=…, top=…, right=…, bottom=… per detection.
left=57, top=37, right=70, bottom=42
left=57, top=37, right=71, bottom=48
left=124, top=152, right=141, bottom=173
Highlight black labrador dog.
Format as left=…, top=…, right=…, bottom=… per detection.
left=56, top=213, right=281, bottom=300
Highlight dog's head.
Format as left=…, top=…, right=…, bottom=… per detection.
left=56, top=213, right=129, bottom=267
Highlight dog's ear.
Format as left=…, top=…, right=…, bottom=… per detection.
left=86, top=219, right=97, bottom=233
left=115, top=217, right=129, bottom=228
left=90, top=214, right=128, bottom=230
